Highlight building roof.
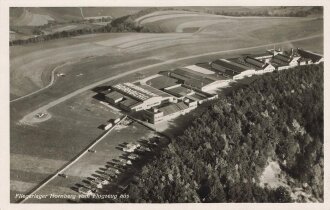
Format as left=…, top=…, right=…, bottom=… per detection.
left=105, top=91, right=124, bottom=100
left=138, top=84, right=173, bottom=98
left=212, top=59, right=251, bottom=73
left=112, top=82, right=163, bottom=102
left=298, top=57, right=312, bottom=62
left=174, top=68, right=217, bottom=81
left=159, top=102, right=189, bottom=116
left=147, top=75, right=179, bottom=89
left=119, top=97, right=142, bottom=108
left=124, top=83, right=159, bottom=97
left=165, top=86, right=193, bottom=97
left=251, top=51, right=273, bottom=58
left=297, top=49, right=323, bottom=62
left=184, top=65, right=215, bottom=75
left=274, top=54, right=291, bottom=63
left=186, top=93, right=207, bottom=101
left=244, top=56, right=266, bottom=69
left=170, top=68, right=215, bottom=89
left=271, top=58, right=288, bottom=67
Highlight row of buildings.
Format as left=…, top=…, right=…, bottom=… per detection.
left=101, top=48, right=323, bottom=124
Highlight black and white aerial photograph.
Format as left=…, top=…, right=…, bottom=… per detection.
left=2, top=1, right=327, bottom=208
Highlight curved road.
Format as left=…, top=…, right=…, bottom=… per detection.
left=19, top=34, right=322, bottom=124
left=10, top=61, right=73, bottom=103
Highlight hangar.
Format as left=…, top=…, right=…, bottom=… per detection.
left=210, top=59, right=256, bottom=80
left=167, top=68, right=228, bottom=92
left=104, top=82, right=174, bottom=112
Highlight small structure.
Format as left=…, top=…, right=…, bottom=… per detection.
left=90, top=180, right=103, bottom=189
left=103, top=123, right=113, bottom=130
left=88, top=149, right=96, bottom=153
left=128, top=153, right=140, bottom=160
left=58, top=173, right=68, bottom=178
left=113, top=118, right=121, bottom=124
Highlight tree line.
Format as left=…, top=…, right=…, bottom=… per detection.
left=93, top=64, right=323, bottom=203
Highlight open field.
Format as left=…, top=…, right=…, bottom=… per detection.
left=24, top=121, right=160, bottom=203
left=10, top=16, right=322, bottom=98
left=10, top=11, right=323, bottom=203
left=136, top=10, right=320, bottom=33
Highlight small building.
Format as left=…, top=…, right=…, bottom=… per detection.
left=144, top=100, right=198, bottom=124
left=104, top=91, right=124, bottom=104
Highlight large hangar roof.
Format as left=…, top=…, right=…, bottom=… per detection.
left=212, top=59, right=251, bottom=73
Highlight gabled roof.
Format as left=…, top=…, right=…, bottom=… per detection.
left=164, top=86, right=193, bottom=97
left=105, top=91, right=124, bottom=100
left=244, top=56, right=266, bottom=69
left=271, top=58, right=288, bottom=67
left=119, top=97, right=142, bottom=108
left=274, top=53, right=291, bottom=63
left=147, top=75, right=179, bottom=89
left=170, top=68, right=215, bottom=88
left=212, top=59, right=251, bottom=73
left=251, top=52, right=274, bottom=58
left=159, top=102, right=189, bottom=116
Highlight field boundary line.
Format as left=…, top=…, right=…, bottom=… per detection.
left=18, top=115, right=127, bottom=203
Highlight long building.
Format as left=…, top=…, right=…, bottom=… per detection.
left=167, top=68, right=228, bottom=92
left=144, top=100, right=198, bottom=124
left=104, top=82, right=174, bottom=112
left=210, top=59, right=256, bottom=79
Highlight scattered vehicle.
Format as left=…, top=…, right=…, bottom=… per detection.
left=136, top=146, right=152, bottom=153
left=123, top=143, right=140, bottom=152
left=103, top=123, right=113, bottom=130
left=106, top=168, right=121, bottom=175
left=78, top=187, right=94, bottom=196
left=96, top=178, right=109, bottom=185
left=113, top=118, right=121, bottom=124
left=56, top=73, right=66, bottom=77
left=88, top=149, right=96, bottom=153
left=128, top=153, right=140, bottom=160
left=89, top=180, right=103, bottom=189
left=58, top=173, right=68, bottom=178
left=35, top=113, right=46, bottom=118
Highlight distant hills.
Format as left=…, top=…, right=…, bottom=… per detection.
left=10, top=6, right=323, bottom=27
left=10, top=7, right=147, bottom=26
